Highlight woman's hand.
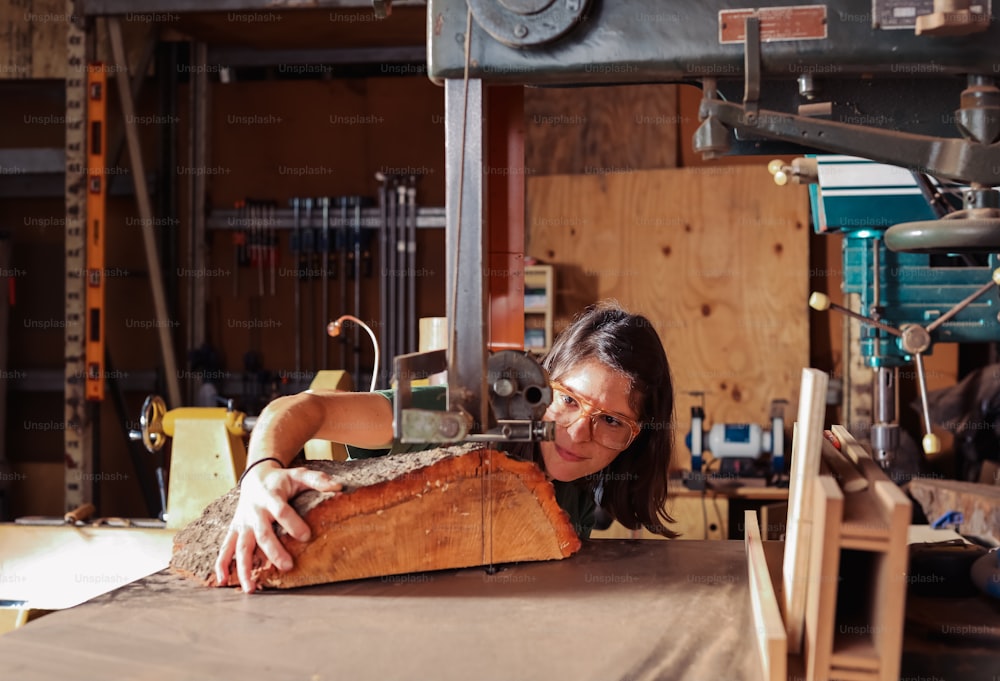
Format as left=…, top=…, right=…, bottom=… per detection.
left=214, top=463, right=342, bottom=593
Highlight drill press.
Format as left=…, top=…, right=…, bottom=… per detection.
left=798, top=155, right=1000, bottom=468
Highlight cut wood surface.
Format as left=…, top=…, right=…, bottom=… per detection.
left=171, top=445, right=581, bottom=588
left=907, top=477, right=1000, bottom=545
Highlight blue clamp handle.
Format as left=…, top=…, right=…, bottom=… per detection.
left=930, top=510, right=963, bottom=530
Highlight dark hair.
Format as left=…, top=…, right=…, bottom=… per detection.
left=542, top=301, right=678, bottom=538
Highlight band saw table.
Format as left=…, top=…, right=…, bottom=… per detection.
left=0, top=540, right=761, bottom=681
left=1, top=537, right=997, bottom=681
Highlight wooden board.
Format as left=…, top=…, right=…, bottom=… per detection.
left=869, top=480, right=911, bottom=681
left=820, top=437, right=868, bottom=493
left=782, top=368, right=828, bottom=654
left=804, top=475, right=844, bottom=681
left=173, top=445, right=580, bottom=588
left=0, top=524, right=175, bottom=610
left=527, top=167, right=811, bottom=470
left=907, top=477, right=1000, bottom=545
left=744, top=510, right=787, bottom=681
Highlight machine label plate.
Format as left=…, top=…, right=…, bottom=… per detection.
left=873, top=0, right=991, bottom=30
left=719, top=5, right=829, bottom=43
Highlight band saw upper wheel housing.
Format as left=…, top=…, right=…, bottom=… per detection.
left=468, top=0, right=592, bottom=48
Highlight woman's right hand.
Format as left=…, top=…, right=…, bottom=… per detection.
left=213, top=462, right=342, bottom=593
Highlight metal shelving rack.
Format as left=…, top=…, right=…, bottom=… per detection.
left=61, top=0, right=432, bottom=511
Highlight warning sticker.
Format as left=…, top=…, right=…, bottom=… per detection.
left=720, top=5, right=829, bottom=43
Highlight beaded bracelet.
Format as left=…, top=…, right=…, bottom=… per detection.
left=238, top=457, right=285, bottom=487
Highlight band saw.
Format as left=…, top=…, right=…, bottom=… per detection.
left=397, top=0, right=1000, bottom=478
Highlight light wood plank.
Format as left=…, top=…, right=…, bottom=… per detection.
left=782, top=368, right=829, bottom=654
left=871, top=480, right=911, bottom=681
left=827, top=669, right=880, bottom=681
left=745, top=510, right=787, bottom=681
left=831, top=424, right=869, bottom=464
left=820, top=437, right=868, bottom=493
left=804, top=475, right=844, bottom=681
left=830, top=640, right=880, bottom=671
left=840, top=490, right=890, bottom=541
left=0, top=524, right=175, bottom=610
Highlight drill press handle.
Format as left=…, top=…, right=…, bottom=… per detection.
left=809, top=270, right=1000, bottom=456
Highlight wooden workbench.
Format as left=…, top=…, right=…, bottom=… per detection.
left=4, top=537, right=997, bottom=681
left=1, top=540, right=761, bottom=681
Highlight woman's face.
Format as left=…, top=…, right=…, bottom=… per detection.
left=539, top=358, right=640, bottom=482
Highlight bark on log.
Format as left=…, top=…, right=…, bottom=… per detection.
left=907, top=478, right=1000, bottom=545
left=171, top=444, right=582, bottom=588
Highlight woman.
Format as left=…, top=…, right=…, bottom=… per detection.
left=215, top=302, right=677, bottom=592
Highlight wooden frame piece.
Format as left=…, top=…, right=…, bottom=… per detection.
left=744, top=510, right=787, bottom=681
left=749, top=420, right=912, bottom=681
left=804, top=475, right=844, bottom=681
left=782, top=367, right=829, bottom=653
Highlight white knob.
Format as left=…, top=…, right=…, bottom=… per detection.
left=809, top=292, right=831, bottom=311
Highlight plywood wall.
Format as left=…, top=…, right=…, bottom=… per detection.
left=527, top=166, right=811, bottom=469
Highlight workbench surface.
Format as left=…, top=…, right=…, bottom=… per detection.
left=0, top=540, right=760, bottom=681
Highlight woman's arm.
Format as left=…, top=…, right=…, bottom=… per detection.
left=214, top=390, right=394, bottom=592
left=252, top=389, right=394, bottom=455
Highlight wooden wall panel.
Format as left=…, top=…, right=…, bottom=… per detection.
left=525, top=84, right=679, bottom=175
left=0, top=2, right=150, bottom=80
left=1, top=0, right=44, bottom=79
left=527, top=167, right=811, bottom=470
left=1, top=3, right=422, bottom=80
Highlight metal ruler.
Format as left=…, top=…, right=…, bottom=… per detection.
left=64, top=8, right=93, bottom=511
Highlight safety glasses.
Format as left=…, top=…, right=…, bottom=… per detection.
left=549, top=381, right=641, bottom=450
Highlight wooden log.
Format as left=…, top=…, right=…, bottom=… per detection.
left=907, top=478, right=1000, bottom=545
left=171, top=444, right=582, bottom=589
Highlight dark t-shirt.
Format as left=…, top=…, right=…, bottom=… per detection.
left=346, top=385, right=596, bottom=539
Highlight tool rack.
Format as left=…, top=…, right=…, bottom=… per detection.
left=60, top=0, right=434, bottom=511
